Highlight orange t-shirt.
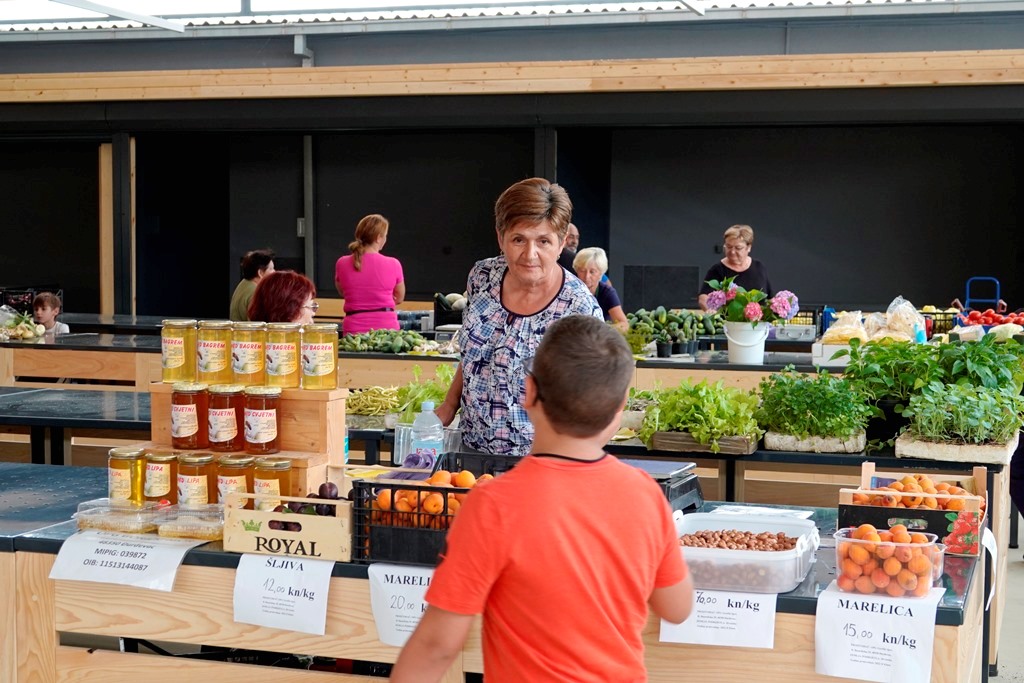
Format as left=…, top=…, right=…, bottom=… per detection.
left=425, top=454, right=687, bottom=683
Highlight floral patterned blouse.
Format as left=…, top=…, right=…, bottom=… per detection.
left=457, top=256, right=602, bottom=455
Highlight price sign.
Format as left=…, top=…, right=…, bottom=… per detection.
left=233, top=554, right=334, bottom=635
left=367, top=563, right=434, bottom=647
left=815, top=581, right=944, bottom=682
left=660, top=589, right=777, bottom=649
left=49, top=530, right=203, bottom=592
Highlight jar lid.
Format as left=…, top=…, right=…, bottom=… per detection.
left=108, top=445, right=145, bottom=459
left=218, top=454, right=256, bottom=467
left=145, top=450, right=179, bottom=462
left=304, top=323, right=339, bottom=333
left=198, top=319, right=233, bottom=329
left=172, top=382, right=208, bottom=393
left=162, top=319, right=198, bottom=327
left=266, top=322, right=301, bottom=331
left=254, top=457, right=292, bottom=470
left=209, top=383, right=245, bottom=394
left=178, top=452, right=215, bottom=465
left=244, top=386, right=283, bottom=397
left=233, top=321, right=267, bottom=331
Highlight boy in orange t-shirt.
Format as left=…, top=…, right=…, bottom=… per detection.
left=390, top=315, right=693, bottom=683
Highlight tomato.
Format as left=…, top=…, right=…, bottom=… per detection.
left=984, top=308, right=996, bottom=317
left=968, top=310, right=982, bottom=321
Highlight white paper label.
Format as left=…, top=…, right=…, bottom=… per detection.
left=814, top=581, right=943, bottom=682
left=253, top=478, right=281, bottom=511
left=232, top=341, right=264, bottom=374
left=208, top=408, right=238, bottom=443
left=170, top=404, right=199, bottom=438
left=197, top=339, right=228, bottom=373
left=266, top=342, right=298, bottom=377
left=144, top=462, right=171, bottom=498
left=301, top=342, right=336, bottom=377
left=368, top=563, right=434, bottom=647
left=162, top=336, right=184, bottom=369
left=218, top=474, right=249, bottom=507
left=233, top=553, right=334, bottom=635
left=49, top=530, right=202, bottom=592
left=244, top=408, right=277, bottom=444
left=177, top=473, right=209, bottom=506
left=659, top=589, right=777, bottom=648
left=108, top=467, right=132, bottom=500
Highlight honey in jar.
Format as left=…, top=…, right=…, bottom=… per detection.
left=301, top=323, right=339, bottom=390
left=217, top=454, right=255, bottom=509
left=231, top=321, right=267, bottom=386
left=107, top=446, right=145, bottom=504
left=144, top=450, right=178, bottom=504
left=171, top=382, right=210, bottom=450
left=266, top=322, right=301, bottom=389
left=208, top=384, right=245, bottom=451
left=253, top=457, right=292, bottom=511
left=244, top=386, right=282, bottom=455
left=197, top=320, right=234, bottom=385
left=177, top=453, right=217, bottom=506
left=161, top=319, right=197, bottom=383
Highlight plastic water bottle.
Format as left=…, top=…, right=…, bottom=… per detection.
left=409, top=400, right=444, bottom=469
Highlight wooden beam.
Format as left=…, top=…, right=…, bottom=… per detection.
left=2, top=49, right=1024, bottom=103
left=98, top=143, right=114, bottom=316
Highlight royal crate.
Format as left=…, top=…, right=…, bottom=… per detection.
left=650, top=431, right=757, bottom=455
left=223, top=492, right=352, bottom=562
left=149, top=383, right=348, bottom=465
left=837, top=462, right=986, bottom=556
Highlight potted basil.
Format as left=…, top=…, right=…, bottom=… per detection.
left=895, top=381, right=1024, bottom=464
left=756, top=369, right=876, bottom=453
left=638, top=380, right=762, bottom=454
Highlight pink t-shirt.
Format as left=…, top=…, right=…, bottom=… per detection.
left=335, top=252, right=404, bottom=335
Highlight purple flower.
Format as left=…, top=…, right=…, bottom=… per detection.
left=706, top=290, right=727, bottom=312
left=772, top=290, right=799, bottom=320
left=744, top=301, right=763, bottom=321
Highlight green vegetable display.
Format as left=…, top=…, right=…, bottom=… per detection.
left=340, top=329, right=426, bottom=354
left=835, top=339, right=941, bottom=403
left=902, top=381, right=1024, bottom=445
left=626, top=308, right=723, bottom=345
left=348, top=386, right=400, bottom=416
left=395, top=364, right=457, bottom=424
left=637, top=380, right=762, bottom=453
left=756, top=368, right=876, bottom=440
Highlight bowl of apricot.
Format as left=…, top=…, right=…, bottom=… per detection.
left=834, top=524, right=944, bottom=598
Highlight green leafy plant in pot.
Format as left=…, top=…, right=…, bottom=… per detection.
left=638, top=379, right=762, bottom=453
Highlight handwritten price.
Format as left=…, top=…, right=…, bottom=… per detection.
left=695, top=591, right=717, bottom=606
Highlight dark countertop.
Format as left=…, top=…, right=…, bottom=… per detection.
left=0, top=389, right=150, bottom=429
left=0, top=333, right=161, bottom=353
left=637, top=349, right=817, bottom=372
left=0, top=462, right=107, bottom=551
left=59, top=314, right=166, bottom=335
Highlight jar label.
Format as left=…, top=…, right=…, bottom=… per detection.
left=266, top=342, right=298, bottom=377
left=244, top=408, right=278, bottom=444
left=232, top=341, right=265, bottom=374
left=301, top=342, right=336, bottom=377
left=198, top=339, right=228, bottom=373
left=254, top=477, right=281, bottom=511
left=145, top=462, right=171, bottom=498
left=218, top=474, right=249, bottom=508
left=171, top=404, right=199, bottom=438
left=162, top=336, right=185, bottom=369
left=177, top=473, right=209, bottom=506
left=209, top=407, right=238, bottom=443
left=108, top=467, right=132, bottom=500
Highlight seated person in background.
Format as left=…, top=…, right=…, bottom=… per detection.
left=247, top=271, right=318, bottom=325
left=698, top=224, right=772, bottom=310
left=573, top=247, right=628, bottom=332
left=390, top=315, right=693, bottom=683
left=230, top=248, right=275, bottom=321
left=556, top=222, right=580, bottom=271
left=33, top=292, right=69, bottom=336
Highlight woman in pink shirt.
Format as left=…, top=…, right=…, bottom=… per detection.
left=334, top=214, right=406, bottom=335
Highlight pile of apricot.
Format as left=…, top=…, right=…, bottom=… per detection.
left=369, top=469, right=493, bottom=530
left=835, top=523, right=943, bottom=598
left=850, top=473, right=982, bottom=512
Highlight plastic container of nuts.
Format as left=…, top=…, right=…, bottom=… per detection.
left=674, top=512, right=820, bottom=593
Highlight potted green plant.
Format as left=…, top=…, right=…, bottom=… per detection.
left=624, top=322, right=654, bottom=355
left=621, top=388, right=658, bottom=431
left=896, top=381, right=1024, bottom=464
left=653, top=329, right=673, bottom=358
left=756, top=369, right=877, bottom=453
left=638, top=380, right=762, bottom=454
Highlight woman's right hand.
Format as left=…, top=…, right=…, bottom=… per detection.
left=435, top=400, right=458, bottom=427
left=435, top=364, right=464, bottom=427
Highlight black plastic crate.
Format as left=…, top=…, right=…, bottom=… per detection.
left=433, top=300, right=463, bottom=328
left=434, top=451, right=520, bottom=478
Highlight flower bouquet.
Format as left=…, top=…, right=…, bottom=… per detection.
left=704, top=277, right=799, bottom=327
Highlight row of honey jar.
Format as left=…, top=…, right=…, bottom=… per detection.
left=109, top=446, right=292, bottom=511
left=161, top=319, right=338, bottom=389
left=172, top=382, right=282, bottom=454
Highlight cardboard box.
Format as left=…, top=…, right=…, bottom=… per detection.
left=837, top=462, right=986, bottom=556
left=811, top=342, right=851, bottom=367
left=223, top=492, right=352, bottom=562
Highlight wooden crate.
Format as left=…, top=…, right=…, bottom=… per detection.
left=149, top=383, right=347, bottom=465
left=650, top=431, right=757, bottom=455
left=223, top=492, right=352, bottom=562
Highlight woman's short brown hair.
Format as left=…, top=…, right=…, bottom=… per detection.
left=723, top=224, right=754, bottom=246
left=530, top=315, right=632, bottom=438
left=494, top=178, right=572, bottom=240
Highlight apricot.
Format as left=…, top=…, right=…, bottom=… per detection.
left=908, top=555, right=932, bottom=577
left=855, top=576, right=876, bottom=594
left=853, top=524, right=877, bottom=540
left=842, top=558, right=864, bottom=580
left=452, top=470, right=477, bottom=488
left=883, top=557, right=903, bottom=577
left=885, top=582, right=907, bottom=598
left=912, top=581, right=932, bottom=598
left=910, top=532, right=930, bottom=544
left=428, top=470, right=452, bottom=485
left=870, top=567, right=891, bottom=589
left=875, top=543, right=896, bottom=560
left=894, top=546, right=914, bottom=563
left=897, top=569, right=919, bottom=591
left=837, top=575, right=857, bottom=592
left=848, top=544, right=871, bottom=565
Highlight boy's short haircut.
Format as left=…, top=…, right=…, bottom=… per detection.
left=241, top=248, right=275, bottom=280
left=32, top=292, right=62, bottom=310
left=531, top=315, right=633, bottom=438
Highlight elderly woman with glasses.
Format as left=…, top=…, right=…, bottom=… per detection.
left=573, top=247, right=628, bottom=332
left=436, top=178, right=602, bottom=456
left=248, top=271, right=319, bottom=325
left=335, top=213, right=405, bottom=335
left=697, top=224, right=773, bottom=310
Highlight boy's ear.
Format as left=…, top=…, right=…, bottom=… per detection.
left=523, top=374, right=539, bottom=410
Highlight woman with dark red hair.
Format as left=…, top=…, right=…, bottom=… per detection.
left=247, top=271, right=318, bottom=324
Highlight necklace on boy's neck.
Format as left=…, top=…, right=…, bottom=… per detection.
left=531, top=452, right=609, bottom=463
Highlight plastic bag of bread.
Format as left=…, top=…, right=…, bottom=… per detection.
left=821, top=311, right=868, bottom=344
left=869, top=329, right=913, bottom=343
left=886, top=296, right=925, bottom=337
left=863, top=312, right=887, bottom=338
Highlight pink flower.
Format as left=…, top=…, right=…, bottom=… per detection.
left=769, top=297, right=791, bottom=318
left=744, top=302, right=763, bottom=321
left=771, top=291, right=799, bottom=320
left=705, top=290, right=727, bottom=312
left=725, top=284, right=738, bottom=301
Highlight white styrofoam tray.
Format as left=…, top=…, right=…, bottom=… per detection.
left=673, top=512, right=820, bottom=594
